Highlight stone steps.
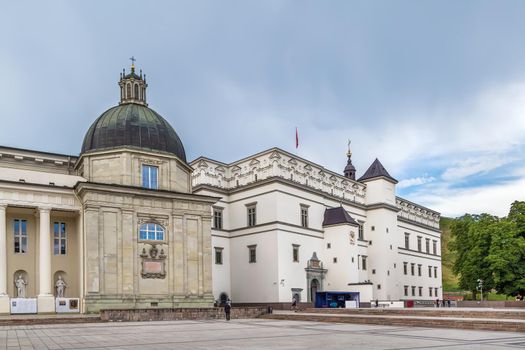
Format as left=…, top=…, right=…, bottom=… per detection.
left=263, top=312, right=525, bottom=332
left=0, top=315, right=102, bottom=326
left=298, top=307, right=525, bottom=319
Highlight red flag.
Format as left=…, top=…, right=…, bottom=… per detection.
left=295, top=127, right=299, bottom=149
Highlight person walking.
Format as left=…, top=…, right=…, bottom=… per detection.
left=291, top=296, right=298, bottom=312
left=435, top=298, right=440, bottom=308
left=224, top=299, right=232, bottom=321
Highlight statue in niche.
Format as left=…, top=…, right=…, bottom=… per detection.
left=15, top=275, right=27, bottom=298
left=55, top=275, right=67, bottom=298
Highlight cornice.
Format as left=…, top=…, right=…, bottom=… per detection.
left=397, top=217, right=441, bottom=233
left=75, top=181, right=219, bottom=204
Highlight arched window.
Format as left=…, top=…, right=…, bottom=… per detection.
left=126, top=83, right=131, bottom=99
left=139, top=223, right=164, bottom=241
left=134, top=84, right=139, bottom=99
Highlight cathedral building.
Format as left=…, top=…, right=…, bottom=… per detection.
left=0, top=63, right=442, bottom=314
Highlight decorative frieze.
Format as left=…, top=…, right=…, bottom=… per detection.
left=191, top=148, right=367, bottom=204
left=396, top=197, right=440, bottom=229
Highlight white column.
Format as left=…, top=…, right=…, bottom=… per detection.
left=0, top=205, right=7, bottom=295
left=37, top=207, right=54, bottom=313
left=0, top=205, right=9, bottom=313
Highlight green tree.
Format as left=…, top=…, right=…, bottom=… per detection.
left=488, top=202, right=525, bottom=296
left=450, top=214, right=497, bottom=298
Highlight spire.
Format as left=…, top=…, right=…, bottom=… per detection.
left=343, top=139, right=356, bottom=180
left=118, top=58, right=148, bottom=106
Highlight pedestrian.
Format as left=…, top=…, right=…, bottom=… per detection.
left=291, top=296, right=298, bottom=312
left=441, top=299, right=445, bottom=307
left=435, top=298, right=439, bottom=308
left=375, top=299, right=379, bottom=308
left=447, top=299, right=451, bottom=307
left=225, top=299, right=232, bottom=321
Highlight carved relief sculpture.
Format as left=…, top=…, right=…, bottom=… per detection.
left=140, top=244, right=167, bottom=279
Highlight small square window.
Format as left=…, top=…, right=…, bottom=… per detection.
left=372, top=269, right=376, bottom=274
left=327, top=243, right=331, bottom=249
left=292, top=244, right=300, bottom=262
left=377, top=284, right=381, bottom=290
left=333, top=257, right=337, bottom=263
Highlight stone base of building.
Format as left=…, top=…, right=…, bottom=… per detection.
left=84, top=295, right=215, bottom=313
left=37, top=295, right=55, bottom=313
left=100, top=307, right=268, bottom=322
left=0, top=295, right=10, bottom=314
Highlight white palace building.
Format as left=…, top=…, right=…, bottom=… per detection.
left=0, top=63, right=442, bottom=314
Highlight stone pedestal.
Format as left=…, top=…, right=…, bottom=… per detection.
left=11, top=298, right=37, bottom=314
left=37, top=295, right=55, bottom=313
left=55, top=298, right=80, bottom=313
left=0, top=295, right=9, bottom=314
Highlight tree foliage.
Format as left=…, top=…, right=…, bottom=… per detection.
left=449, top=201, right=525, bottom=297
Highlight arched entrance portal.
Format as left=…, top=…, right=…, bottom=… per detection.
left=310, top=279, right=319, bottom=303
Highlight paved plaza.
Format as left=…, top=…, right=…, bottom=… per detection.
left=0, top=319, right=524, bottom=350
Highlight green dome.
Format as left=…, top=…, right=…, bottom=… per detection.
left=81, top=103, right=186, bottom=162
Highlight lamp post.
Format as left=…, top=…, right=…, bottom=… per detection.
left=477, top=279, right=484, bottom=302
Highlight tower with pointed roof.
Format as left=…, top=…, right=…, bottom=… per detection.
left=343, top=141, right=356, bottom=180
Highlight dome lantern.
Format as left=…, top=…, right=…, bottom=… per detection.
left=119, top=56, right=148, bottom=106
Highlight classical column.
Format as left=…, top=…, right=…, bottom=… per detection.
left=0, top=205, right=7, bottom=295
left=37, top=207, right=54, bottom=313
left=0, top=205, right=9, bottom=313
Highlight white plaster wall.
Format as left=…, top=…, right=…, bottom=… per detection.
left=0, top=167, right=85, bottom=187
left=323, top=225, right=360, bottom=291
left=229, top=231, right=278, bottom=303
left=211, top=234, right=231, bottom=301
left=276, top=231, right=323, bottom=303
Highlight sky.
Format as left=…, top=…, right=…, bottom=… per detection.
left=1, top=1, right=525, bottom=218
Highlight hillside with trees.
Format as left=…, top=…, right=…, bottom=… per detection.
left=441, top=201, right=525, bottom=298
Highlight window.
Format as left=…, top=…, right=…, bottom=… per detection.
left=213, top=208, right=223, bottom=229
left=410, top=263, right=415, bottom=276
left=377, top=284, right=381, bottom=290
left=404, top=233, right=410, bottom=249
left=53, top=222, right=67, bottom=255
left=327, top=243, right=331, bottom=249
left=361, top=256, right=367, bottom=270
left=404, top=285, right=409, bottom=296
left=126, top=83, right=131, bottom=98
left=372, top=269, right=376, bottom=274
left=247, top=205, right=256, bottom=227
left=418, top=287, right=423, bottom=296
left=417, top=264, right=422, bottom=276
left=434, top=266, right=438, bottom=278
left=425, top=238, right=430, bottom=253
left=371, top=226, right=375, bottom=231
left=13, top=219, right=27, bottom=253
left=403, top=262, right=408, bottom=275
left=248, top=245, right=256, bottom=263
left=428, top=266, right=432, bottom=278
left=292, top=244, right=299, bottom=262
left=434, top=287, right=438, bottom=296
left=433, top=240, right=437, bottom=255
left=333, top=257, right=338, bottom=263
left=411, top=286, right=415, bottom=296
left=139, top=223, right=164, bottom=241
left=429, top=287, right=433, bottom=297
left=358, top=223, right=364, bottom=240
left=417, top=236, right=422, bottom=252
left=142, top=165, right=158, bottom=189
left=134, top=84, right=139, bottom=99
left=300, top=205, right=309, bottom=228
left=215, top=247, right=223, bottom=264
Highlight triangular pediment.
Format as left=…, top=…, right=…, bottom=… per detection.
left=269, top=151, right=281, bottom=160
left=197, top=160, right=208, bottom=169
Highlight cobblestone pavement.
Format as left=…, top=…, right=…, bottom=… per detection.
left=0, top=318, right=524, bottom=350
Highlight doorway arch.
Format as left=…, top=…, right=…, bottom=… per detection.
left=310, top=279, right=319, bottom=303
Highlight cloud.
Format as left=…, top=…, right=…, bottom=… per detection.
left=441, top=155, right=518, bottom=182
left=398, top=176, right=436, bottom=189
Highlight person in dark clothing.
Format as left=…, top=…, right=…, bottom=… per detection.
left=447, top=299, right=451, bottom=307
left=224, top=300, right=232, bottom=321
left=291, top=297, right=298, bottom=312
left=436, top=299, right=439, bottom=308
left=375, top=299, right=379, bottom=308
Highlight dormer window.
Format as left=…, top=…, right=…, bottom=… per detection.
left=142, top=165, right=158, bottom=189
left=139, top=223, right=164, bottom=241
